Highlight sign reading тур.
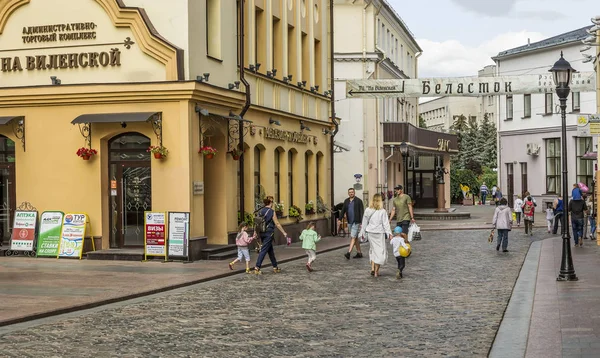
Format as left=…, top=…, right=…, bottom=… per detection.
left=58, top=213, right=87, bottom=259
left=36, top=211, right=64, bottom=257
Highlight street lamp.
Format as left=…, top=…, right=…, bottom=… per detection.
left=399, top=142, right=409, bottom=192
left=549, top=51, right=578, bottom=281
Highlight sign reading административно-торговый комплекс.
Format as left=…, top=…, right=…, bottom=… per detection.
left=346, top=72, right=596, bottom=98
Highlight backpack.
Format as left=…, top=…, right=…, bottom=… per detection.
left=523, top=201, right=534, bottom=214
left=254, top=207, right=271, bottom=234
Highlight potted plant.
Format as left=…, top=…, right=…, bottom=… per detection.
left=199, top=145, right=217, bottom=159
left=274, top=202, right=285, bottom=218
left=230, top=148, right=244, bottom=160
left=305, top=200, right=315, bottom=215
left=316, top=195, right=329, bottom=214
left=76, top=147, right=98, bottom=160
left=289, top=204, right=303, bottom=223
left=148, top=145, right=168, bottom=159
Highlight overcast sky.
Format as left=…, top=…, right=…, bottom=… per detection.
left=387, top=0, right=599, bottom=78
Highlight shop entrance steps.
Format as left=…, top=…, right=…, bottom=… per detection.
left=200, top=244, right=239, bottom=260
left=86, top=248, right=145, bottom=261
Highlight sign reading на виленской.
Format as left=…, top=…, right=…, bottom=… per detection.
left=0, top=22, right=125, bottom=73
left=346, top=72, right=597, bottom=98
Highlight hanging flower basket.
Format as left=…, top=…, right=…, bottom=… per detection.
left=76, top=147, right=98, bottom=161
left=230, top=148, right=244, bottom=160
left=199, top=146, right=217, bottom=159
left=148, top=145, right=168, bottom=160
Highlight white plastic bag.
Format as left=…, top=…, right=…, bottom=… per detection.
left=408, top=223, right=420, bottom=242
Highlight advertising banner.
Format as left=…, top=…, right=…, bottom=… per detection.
left=9, top=211, right=38, bottom=251
left=144, top=211, right=166, bottom=258
left=36, top=211, right=64, bottom=257
left=168, top=212, right=190, bottom=259
left=346, top=71, right=596, bottom=98
left=57, top=213, right=87, bottom=259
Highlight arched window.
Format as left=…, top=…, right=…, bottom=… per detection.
left=274, top=148, right=281, bottom=202
left=288, top=150, right=294, bottom=206
left=305, top=152, right=310, bottom=203
left=316, top=152, right=323, bottom=197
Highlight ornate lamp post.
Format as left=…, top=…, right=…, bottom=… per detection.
left=399, top=142, right=409, bottom=191
left=550, top=52, right=578, bottom=281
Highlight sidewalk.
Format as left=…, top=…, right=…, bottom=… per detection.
left=491, top=237, right=600, bottom=357
left=0, top=236, right=350, bottom=327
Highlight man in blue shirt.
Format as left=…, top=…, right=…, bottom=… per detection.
left=480, top=183, right=489, bottom=205
left=339, top=188, right=365, bottom=259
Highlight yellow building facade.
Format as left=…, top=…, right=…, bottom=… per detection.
left=0, top=0, right=334, bottom=251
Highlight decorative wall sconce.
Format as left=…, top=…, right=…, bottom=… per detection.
left=269, top=118, right=281, bottom=126
left=50, top=76, right=61, bottom=85
left=300, top=121, right=311, bottom=131
left=196, top=73, right=210, bottom=82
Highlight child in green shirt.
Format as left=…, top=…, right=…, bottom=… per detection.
left=300, top=221, right=321, bottom=272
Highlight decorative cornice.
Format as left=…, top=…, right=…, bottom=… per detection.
left=499, top=125, right=577, bottom=136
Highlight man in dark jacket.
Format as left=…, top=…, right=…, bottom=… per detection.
left=569, top=196, right=588, bottom=247
left=339, top=188, right=365, bottom=259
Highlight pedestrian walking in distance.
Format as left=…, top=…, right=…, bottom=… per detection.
left=493, top=197, right=513, bottom=252
left=389, top=184, right=415, bottom=235
left=480, top=182, right=489, bottom=205
left=390, top=227, right=410, bottom=279
left=299, top=222, right=321, bottom=272
left=514, top=195, right=523, bottom=227
left=339, top=188, right=365, bottom=260
left=569, top=194, right=588, bottom=247
left=552, top=195, right=564, bottom=235
left=522, top=196, right=535, bottom=236
left=229, top=222, right=257, bottom=273
left=545, top=203, right=554, bottom=233
left=359, top=193, right=392, bottom=278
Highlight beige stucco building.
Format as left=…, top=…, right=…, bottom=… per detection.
left=331, top=0, right=455, bottom=209
left=0, top=0, right=334, bottom=253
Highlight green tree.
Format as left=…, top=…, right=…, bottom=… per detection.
left=479, top=113, right=497, bottom=168
left=451, top=114, right=468, bottom=132
left=418, top=114, right=427, bottom=128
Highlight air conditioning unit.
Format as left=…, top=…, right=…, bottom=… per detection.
left=526, top=143, right=540, bottom=156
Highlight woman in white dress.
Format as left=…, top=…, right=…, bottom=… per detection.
left=359, top=193, right=392, bottom=277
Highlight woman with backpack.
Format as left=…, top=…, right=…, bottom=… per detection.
left=522, top=196, right=535, bottom=236
left=251, top=196, right=288, bottom=275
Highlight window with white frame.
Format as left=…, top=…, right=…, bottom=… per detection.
left=506, top=95, right=513, bottom=120
left=545, top=93, right=553, bottom=114
left=523, top=94, right=531, bottom=118
left=572, top=92, right=580, bottom=112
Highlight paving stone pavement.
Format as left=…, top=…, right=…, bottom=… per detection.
left=0, top=230, right=549, bottom=357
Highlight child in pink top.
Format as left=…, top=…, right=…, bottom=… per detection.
left=229, top=222, right=257, bottom=273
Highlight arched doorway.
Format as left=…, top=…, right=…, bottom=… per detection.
left=0, top=135, right=15, bottom=245
left=108, top=133, right=151, bottom=248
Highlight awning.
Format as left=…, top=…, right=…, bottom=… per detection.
left=0, top=116, right=24, bottom=125
left=71, top=112, right=160, bottom=124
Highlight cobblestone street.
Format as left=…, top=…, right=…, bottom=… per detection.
left=0, top=230, right=547, bottom=357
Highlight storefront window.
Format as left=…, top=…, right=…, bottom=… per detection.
left=288, top=151, right=294, bottom=207
left=0, top=136, right=15, bottom=244
left=305, top=152, right=309, bottom=203
left=274, top=149, right=281, bottom=202
left=254, top=146, right=261, bottom=203
left=576, top=137, right=594, bottom=193
left=545, top=138, right=561, bottom=194
left=0, top=136, right=16, bottom=163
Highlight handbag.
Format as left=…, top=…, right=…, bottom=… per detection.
left=488, top=229, right=495, bottom=243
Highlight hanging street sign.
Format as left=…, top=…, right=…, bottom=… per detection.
left=578, top=114, right=600, bottom=136
left=346, top=71, right=596, bottom=98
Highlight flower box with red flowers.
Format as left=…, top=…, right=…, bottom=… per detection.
left=76, top=147, right=98, bottom=160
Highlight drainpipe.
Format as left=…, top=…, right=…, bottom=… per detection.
left=330, top=0, right=338, bottom=234
left=238, top=0, right=251, bottom=216
left=384, top=145, right=395, bottom=161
